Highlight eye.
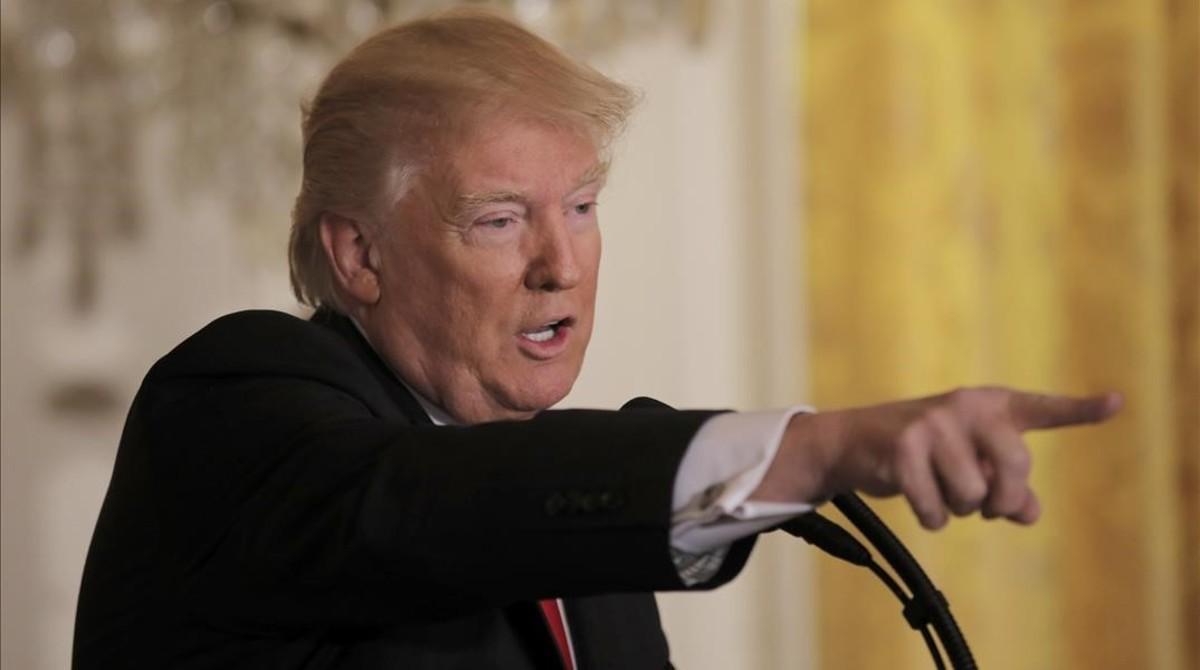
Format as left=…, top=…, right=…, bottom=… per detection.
left=573, top=202, right=597, bottom=215
left=478, top=216, right=516, bottom=229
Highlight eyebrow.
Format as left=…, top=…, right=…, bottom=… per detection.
left=456, top=190, right=527, bottom=214
left=451, top=161, right=610, bottom=220
left=571, top=161, right=610, bottom=196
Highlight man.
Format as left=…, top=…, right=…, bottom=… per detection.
left=73, top=10, right=1121, bottom=669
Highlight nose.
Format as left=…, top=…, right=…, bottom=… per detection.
left=524, top=216, right=582, bottom=292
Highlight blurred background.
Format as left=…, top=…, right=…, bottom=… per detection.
left=1, top=1, right=1195, bottom=668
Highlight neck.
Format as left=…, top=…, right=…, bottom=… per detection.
left=346, top=313, right=536, bottom=425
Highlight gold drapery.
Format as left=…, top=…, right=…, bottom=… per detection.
left=802, top=1, right=1198, bottom=669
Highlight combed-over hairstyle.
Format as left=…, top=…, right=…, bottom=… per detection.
left=288, top=8, right=637, bottom=309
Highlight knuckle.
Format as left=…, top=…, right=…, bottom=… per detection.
left=974, top=388, right=1011, bottom=421
left=988, top=486, right=1027, bottom=517
left=978, top=412, right=1006, bottom=433
left=1001, top=447, right=1032, bottom=476
left=893, top=460, right=919, bottom=492
left=924, top=508, right=948, bottom=530
left=948, top=498, right=974, bottom=516
left=948, top=386, right=984, bottom=411
left=987, top=398, right=1014, bottom=425
left=983, top=498, right=1007, bottom=518
left=994, top=495, right=1023, bottom=517
left=898, top=476, right=929, bottom=510
left=955, top=477, right=984, bottom=509
left=911, top=500, right=933, bottom=526
left=980, top=385, right=1009, bottom=402
left=898, top=423, right=930, bottom=450
left=948, top=479, right=986, bottom=515
left=961, top=478, right=988, bottom=506
left=946, top=387, right=969, bottom=405
left=924, top=407, right=954, bottom=431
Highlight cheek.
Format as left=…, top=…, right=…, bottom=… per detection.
left=446, top=265, right=526, bottom=341
left=581, top=235, right=602, bottom=308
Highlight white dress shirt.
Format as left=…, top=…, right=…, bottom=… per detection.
left=668, top=408, right=814, bottom=583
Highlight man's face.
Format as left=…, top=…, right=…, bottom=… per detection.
left=362, top=115, right=604, bottom=423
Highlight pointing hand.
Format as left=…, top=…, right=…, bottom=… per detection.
left=755, top=387, right=1123, bottom=529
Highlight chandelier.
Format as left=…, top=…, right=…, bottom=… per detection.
left=1, top=0, right=709, bottom=314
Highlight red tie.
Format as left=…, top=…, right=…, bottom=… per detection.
left=538, top=598, right=574, bottom=670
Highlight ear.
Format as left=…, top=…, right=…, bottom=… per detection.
left=318, top=212, right=382, bottom=306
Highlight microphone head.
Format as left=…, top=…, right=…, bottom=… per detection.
left=621, top=396, right=674, bottom=411
left=777, top=512, right=873, bottom=567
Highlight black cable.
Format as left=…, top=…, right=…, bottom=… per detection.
left=833, top=494, right=976, bottom=669
left=865, top=561, right=946, bottom=670
left=623, top=396, right=968, bottom=667
left=918, top=625, right=948, bottom=670
left=778, top=513, right=947, bottom=669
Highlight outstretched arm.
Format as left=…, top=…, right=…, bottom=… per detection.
left=751, top=387, right=1123, bottom=529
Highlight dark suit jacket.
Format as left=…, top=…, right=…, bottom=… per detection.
left=73, top=309, right=755, bottom=669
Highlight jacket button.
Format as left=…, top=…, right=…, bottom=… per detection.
left=578, top=493, right=600, bottom=513
left=598, top=491, right=624, bottom=511
left=545, top=493, right=568, bottom=516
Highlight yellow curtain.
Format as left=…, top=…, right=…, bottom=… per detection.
left=802, top=1, right=1198, bottom=669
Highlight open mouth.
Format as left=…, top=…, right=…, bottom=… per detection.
left=520, top=317, right=574, bottom=343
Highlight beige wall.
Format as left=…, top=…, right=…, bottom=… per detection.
left=567, top=4, right=815, bottom=668
left=0, top=2, right=815, bottom=669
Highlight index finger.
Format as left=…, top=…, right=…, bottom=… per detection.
left=1008, top=391, right=1123, bottom=431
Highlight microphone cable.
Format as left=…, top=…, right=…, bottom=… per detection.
left=621, top=397, right=974, bottom=667
left=776, top=512, right=946, bottom=669
left=832, top=493, right=975, bottom=669
left=778, top=497, right=977, bottom=669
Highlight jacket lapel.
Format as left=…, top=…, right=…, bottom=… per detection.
left=564, top=594, right=672, bottom=670
left=310, top=309, right=432, bottom=425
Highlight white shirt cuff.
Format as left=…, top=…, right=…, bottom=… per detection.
left=670, top=407, right=815, bottom=559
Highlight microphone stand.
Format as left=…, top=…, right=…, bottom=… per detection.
left=833, top=494, right=975, bottom=669
left=779, top=495, right=976, bottom=669
left=620, top=397, right=975, bottom=667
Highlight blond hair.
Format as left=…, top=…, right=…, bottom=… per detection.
left=288, top=8, right=637, bottom=309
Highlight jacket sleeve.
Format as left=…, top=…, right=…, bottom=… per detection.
left=136, top=369, right=745, bottom=630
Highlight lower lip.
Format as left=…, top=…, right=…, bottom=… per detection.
left=517, top=324, right=571, bottom=360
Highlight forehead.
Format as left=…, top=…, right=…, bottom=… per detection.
left=446, top=115, right=603, bottom=189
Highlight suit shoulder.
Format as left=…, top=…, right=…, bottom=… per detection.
left=147, top=309, right=365, bottom=383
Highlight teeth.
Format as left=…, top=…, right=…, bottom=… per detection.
left=522, top=327, right=555, bottom=343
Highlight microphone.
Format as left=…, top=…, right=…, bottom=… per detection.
left=777, top=512, right=870, bottom=566
left=620, top=396, right=676, bottom=411
left=623, top=395, right=974, bottom=669
left=776, top=510, right=953, bottom=670
left=830, top=494, right=975, bottom=669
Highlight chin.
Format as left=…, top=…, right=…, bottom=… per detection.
left=508, top=368, right=579, bottom=413
left=518, top=382, right=574, bottom=412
